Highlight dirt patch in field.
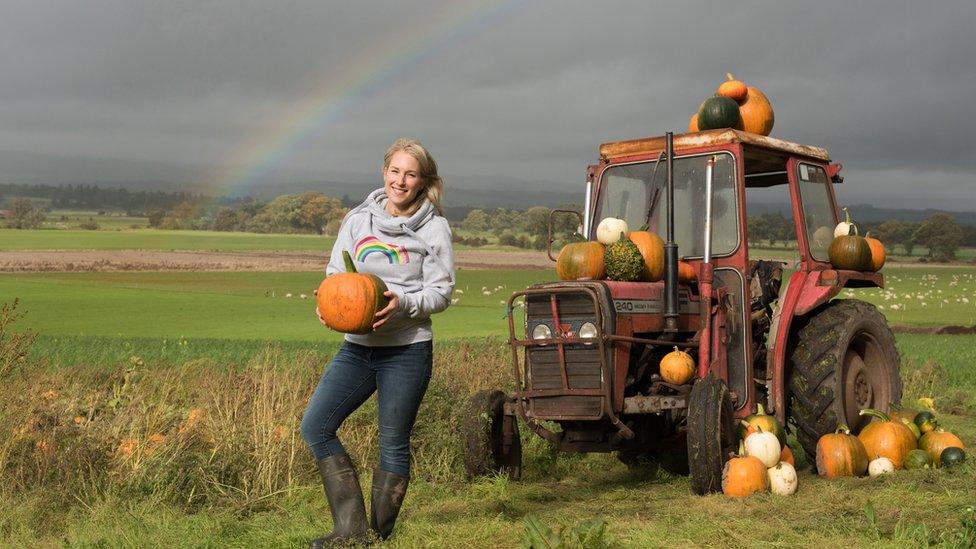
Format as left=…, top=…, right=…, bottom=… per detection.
left=0, top=249, right=554, bottom=272
left=889, top=324, right=976, bottom=335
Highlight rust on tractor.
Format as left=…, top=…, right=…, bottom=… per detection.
left=599, top=129, right=830, bottom=163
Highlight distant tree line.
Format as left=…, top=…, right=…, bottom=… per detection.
left=458, top=205, right=581, bottom=250
left=746, top=212, right=976, bottom=262
left=0, top=183, right=203, bottom=214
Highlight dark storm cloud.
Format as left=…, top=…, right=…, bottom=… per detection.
left=1, top=0, right=974, bottom=209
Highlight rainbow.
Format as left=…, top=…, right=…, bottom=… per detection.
left=355, top=235, right=409, bottom=264
left=203, top=0, right=525, bottom=199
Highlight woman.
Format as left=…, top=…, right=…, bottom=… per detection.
left=301, top=138, right=454, bottom=546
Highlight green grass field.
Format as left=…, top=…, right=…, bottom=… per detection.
left=3, top=260, right=976, bottom=546
left=3, top=266, right=973, bottom=355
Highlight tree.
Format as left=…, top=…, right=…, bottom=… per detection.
left=461, top=209, right=488, bottom=232
left=521, top=206, right=551, bottom=237
left=298, top=192, right=343, bottom=234
left=212, top=207, right=240, bottom=232
left=147, top=208, right=166, bottom=228
left=913, top=213, right=963, bottom=262
left=5, top=198, right=45, bottom=229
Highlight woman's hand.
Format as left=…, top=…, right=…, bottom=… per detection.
left=372, top=291, right=399, bottom=330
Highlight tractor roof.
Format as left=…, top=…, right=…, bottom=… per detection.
left=599, top=129, right=831, bottom=164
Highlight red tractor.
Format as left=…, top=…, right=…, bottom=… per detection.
left=462, top=129, right=900, bottom=493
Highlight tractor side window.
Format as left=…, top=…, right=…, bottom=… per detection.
left=796, top=163, right=836, bottom=262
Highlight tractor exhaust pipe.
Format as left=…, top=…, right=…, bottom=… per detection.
left=664, top=132, right=679, bottom=332
left=698, top=156, right=716, bottom=376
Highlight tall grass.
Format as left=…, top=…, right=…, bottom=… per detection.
left=1, top=326, right=513, bottom=538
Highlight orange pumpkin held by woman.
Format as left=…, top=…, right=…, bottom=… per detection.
left=316, top=251, right=390, bottom=334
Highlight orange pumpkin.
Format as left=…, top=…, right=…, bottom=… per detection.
left=628, top=231, right=665, bottom=282
left=816, top=424, right=869, bottom=478
left=717, top=73, right=748, bottom=103
left=678, top=260, right=696, bottom=283
left=317, top=251, right=390, bottom=334
left=555, top=241, right=606, bottom=281
left=659, top=346, right=695, bottom=385
left=857, top=409, right=918, bottom=469
left=722, top=450, right=769, bottom=497
left=780, top=444, right=796, bottom=467
left=688, top=113, right=699, bottom=133
left=738, top=87, right=774, bottom=136
left=864, top=232, right=886, bottom=272
left=919, top=429, right=965, bottom=465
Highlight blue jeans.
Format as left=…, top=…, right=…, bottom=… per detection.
left=300, top=340, right=433, bottom=477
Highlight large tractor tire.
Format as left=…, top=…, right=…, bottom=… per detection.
left=788, top=299, right=901, bottom=461
left=461, top=390, right=522, bottom=480
left=686, top=374, right=737, bottom=495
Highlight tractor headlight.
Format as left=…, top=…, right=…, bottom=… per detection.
left=531, top=323, right=552, bottom=342
left=578, top=322, right=598, bottom=343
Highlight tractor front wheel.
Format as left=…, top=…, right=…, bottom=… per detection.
left=686, top=374, right=737, bottom=495
left=788, top=299, right=901, bottom=461
left=461, top=389, right=522, bottom=480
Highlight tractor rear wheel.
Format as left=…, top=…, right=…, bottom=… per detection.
left=788, top=299, right=901, bottom=461
left=686, top=374, right=737, bottom=495
left=461, top=389, right=522, bottom=480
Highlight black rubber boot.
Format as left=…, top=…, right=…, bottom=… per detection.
left=369, top=469, right=410, bottom=540
left=309, top=454, right=368, bottom=548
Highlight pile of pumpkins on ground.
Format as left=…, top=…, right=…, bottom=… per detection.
left=688, top=74, right=775, bottom=136
left=723, top=405, right=967, bottom=498
left=556, top=217, right=694, bottom=283
left=825, top=209, right=886, bottom=272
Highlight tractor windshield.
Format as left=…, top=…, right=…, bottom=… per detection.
left=595, top=152, right=738, bottom=258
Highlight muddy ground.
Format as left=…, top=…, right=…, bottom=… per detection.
left=0, top=250, right=555, bottom=272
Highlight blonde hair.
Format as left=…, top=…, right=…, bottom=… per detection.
left=383, top=137, right=444, bottom=216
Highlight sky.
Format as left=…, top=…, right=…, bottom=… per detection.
left=2, top=0, right=975, bottom=210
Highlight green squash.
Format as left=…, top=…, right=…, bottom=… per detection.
left=828, top=235, right=873, bottom=271
left=604, top=235, right=645, bottom=281
left=940, top=447, right=966, bottom=468
left=904, top=449, right=932, bottom=470
left=900, top=417, right=922, bottom=440
left=697, top=96, right=744, bottom=131
left=914, top=411, right=938, bottom=434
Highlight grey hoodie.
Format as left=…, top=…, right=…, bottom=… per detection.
left=326, top=188, right=455, bottom=346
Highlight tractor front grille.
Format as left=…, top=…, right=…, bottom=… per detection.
left=522, top=288, right=607, bottom=420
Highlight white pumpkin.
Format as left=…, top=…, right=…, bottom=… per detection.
left=767, top=461, right=798, bottom=495
left=833, top=207, right=854, bottom=237
left=744, top=430, right=781, bottom=468
left=596, top=217, right=628, bottom=245
left=868, top=457, right=895, bottom=477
